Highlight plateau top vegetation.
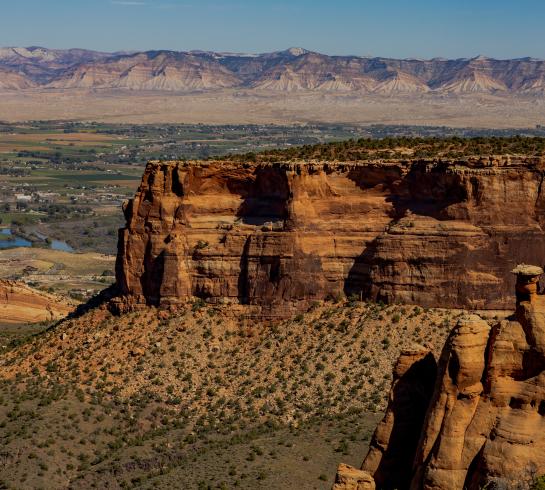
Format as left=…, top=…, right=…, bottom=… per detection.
left=222, top=135, right=545, bottom=163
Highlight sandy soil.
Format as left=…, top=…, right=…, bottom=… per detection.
left=0, top=279, right=73, bottom=325
left=1, top=89, right=545, bottom=127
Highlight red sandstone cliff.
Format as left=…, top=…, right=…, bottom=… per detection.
left=410, top=276, right=545, bottom=488
left=115, top=157, right=545, bottom=315
left=117, top=159, right=545, bottom=312
left=361, top=346, right=437, bottom=489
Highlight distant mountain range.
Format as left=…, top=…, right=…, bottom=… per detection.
left=2, top=46, right=545, bottom=95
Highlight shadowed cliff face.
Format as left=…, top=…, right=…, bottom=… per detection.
left=361, top=347, right=437, bottom=490
left=115, top=157, right=545, bottom=315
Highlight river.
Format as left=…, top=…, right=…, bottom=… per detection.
left=0, top=228, right=74, bottom=252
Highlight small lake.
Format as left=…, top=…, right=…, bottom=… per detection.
left=0, top=229, right=73, bottom=252
left=49, top=239, right=74, bottom=252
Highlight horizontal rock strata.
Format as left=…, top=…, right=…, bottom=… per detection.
left=0, top=279, right=72, bottom=324
left=116, top=157, right=545, bottom=315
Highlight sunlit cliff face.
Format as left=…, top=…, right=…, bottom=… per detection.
left=115, top=157, right=545, bottom=317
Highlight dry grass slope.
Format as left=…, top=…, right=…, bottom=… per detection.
left=0, top=298, right=466, bottom=489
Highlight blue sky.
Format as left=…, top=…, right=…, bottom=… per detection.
left=1, top=0, right=545, bottom=59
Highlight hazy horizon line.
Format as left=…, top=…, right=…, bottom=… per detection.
left=3, top=45, right=544, bottom=62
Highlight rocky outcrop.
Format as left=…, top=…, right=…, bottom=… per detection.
left=410, top=315, right=492, bottom=489
left=0, top=280, right=72, bottom=324
left=411, top=272, right=545, bottom=489
left=361, top=346, right=437, bottom=489
left=339, top=267, right=545, bottom=489
left=332, top=464, right=375, bottom=490
left=116, top=157, right=545, bottom=316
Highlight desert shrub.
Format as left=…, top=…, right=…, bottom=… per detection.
left=194, top=240, right=209, bottom=250
left=192, top=298, right=205, bottom=311
left=533, top=476, right=545, bottom=490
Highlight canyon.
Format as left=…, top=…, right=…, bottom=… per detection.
left=2, top=144, right=545, bottom=487
left=116, top=155, right=545, bottom=317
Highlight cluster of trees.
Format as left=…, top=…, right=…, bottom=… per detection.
left=16, top=150, right=94, bottom=165
left=36, top=203, right=92, bottom=220
left=0, top=166, right=30, bottom=177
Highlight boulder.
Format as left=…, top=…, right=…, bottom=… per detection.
left=332, top=464, right=375, bottom=490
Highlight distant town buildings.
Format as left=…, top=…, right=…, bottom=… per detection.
left=14, top=193, right=32, bottom=203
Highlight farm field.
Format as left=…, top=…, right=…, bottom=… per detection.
left=0, top=247, right=115, bottom=299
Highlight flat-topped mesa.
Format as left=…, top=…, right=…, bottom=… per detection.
left=115, top=158, right=545, bottom=315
